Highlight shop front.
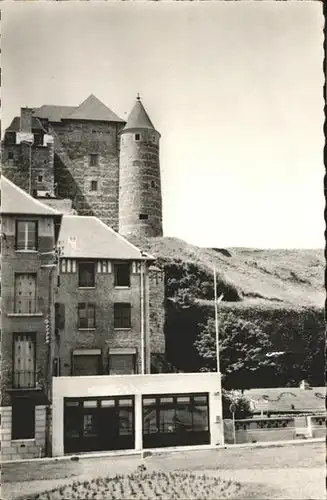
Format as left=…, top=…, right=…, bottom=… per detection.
left=64, top=396, right=134, bottom=454
left=52, top=372, right=223, bottom=456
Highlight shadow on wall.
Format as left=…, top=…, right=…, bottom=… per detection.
left=54, top=155, right=95, bottom=219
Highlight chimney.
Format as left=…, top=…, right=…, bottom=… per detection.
left=20, top=107, right=33, bottom=133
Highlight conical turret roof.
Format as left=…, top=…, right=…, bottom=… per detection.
left=123, top=97, right=156, bottom=131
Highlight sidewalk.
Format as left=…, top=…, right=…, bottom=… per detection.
left=1, top=436, right=324, bottom=465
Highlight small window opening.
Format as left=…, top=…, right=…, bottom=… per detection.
left=151, top=180, right=156, bottom=188
left=38, top=175, right=43, bottom=183
left=90, top=180, right=98, bottom=192
left=89, top=154, right=99, bottom=167
left=139, top=214, right=148, bottom=220
left=135, top=134, right=140, bottom=141
left=8, top=151, right=14, bottom=160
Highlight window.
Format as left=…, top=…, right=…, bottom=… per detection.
left=12, top=398, right=35, bottom=440
left=151, top=180, right=156, bottom=188
left=37, top=175, right=43, bottom=182
left=109, top=354, right=135, bottom=375
left=12, top=334, right=36, bottom=388
left=14, top=274, right=37, bottom=314
left=72, top=350, right=102, bottom=376
left=135, top=134, right=140, bottom=141
left=78, top=262, right=95, bottom=288
left=139, top=214, right=148, bottom=220
left=78, top=303, right=95, bottom=329
left=8, top=151, right=14, bottom=160
left=16, top=220, right=38, bottom=251
left=89, top=154, right=99, bottom=167
left=114, top=303, right=131, bottom=329
left=114, top=263, right=130, bottom=287
left=90, top=180, right=98, bottom=192
left=152, top=135, right=156, bottom=143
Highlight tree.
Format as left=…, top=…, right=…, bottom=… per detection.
left=194, top=312, right=277, bottom=390
left=222, top=389, right=252, bottom=419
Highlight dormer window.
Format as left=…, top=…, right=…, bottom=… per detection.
left=135, top=134, right=140, bottom=141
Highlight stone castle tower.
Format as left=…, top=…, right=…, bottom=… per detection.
left=1, top=94, right=163, bottom=240
left=119, top=96, right=163, bottom=239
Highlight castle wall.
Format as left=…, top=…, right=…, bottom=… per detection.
left=119, top=129, right=163, bottom=239
left=51, top=120, right=124, bottom=231
left=2, top=142, right=55, bottom=195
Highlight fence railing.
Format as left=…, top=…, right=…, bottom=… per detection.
left=224, top=415, right=326, bottom=444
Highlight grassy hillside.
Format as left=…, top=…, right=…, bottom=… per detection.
left=138, top=236, right=324, bottom=309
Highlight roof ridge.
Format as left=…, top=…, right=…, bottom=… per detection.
left=96, top=218, right=155, bottom=259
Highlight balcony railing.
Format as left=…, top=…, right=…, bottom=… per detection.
left=12, top=370, right=36, bottom=389
left=14, top=296, right=39, bottom=314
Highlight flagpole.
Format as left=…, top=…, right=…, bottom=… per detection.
left=214, top=267, right=220, bottom=374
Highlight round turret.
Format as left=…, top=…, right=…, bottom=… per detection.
left=119, top=96, right=163, bottom=239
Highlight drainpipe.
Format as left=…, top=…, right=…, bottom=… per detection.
left=41, top=263, right=56, bottom=456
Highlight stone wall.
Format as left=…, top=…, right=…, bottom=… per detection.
left=149, top=268, right=165, bottom=354
left=2, top=142, right=55, bottom=195
left=119, top=129, right=163, bottom=239
left=56, top=260, right=152, bottom=375
left=51, top=120, right=124, bottom=231
left=1, top=214, right=57, bottom=406
left=0, top=406, right=46, bottom=461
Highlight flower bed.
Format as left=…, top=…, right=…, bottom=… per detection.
left=20, top=470, right=242, bottom=500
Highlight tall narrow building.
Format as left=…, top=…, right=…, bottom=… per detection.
left=119, top=96, right=163, bottom=239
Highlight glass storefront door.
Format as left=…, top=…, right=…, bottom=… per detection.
left=64, top=396, right=134, bottom=454
left=142, top=393, right=210, bottom=449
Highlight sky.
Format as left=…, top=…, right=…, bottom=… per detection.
left=1, top=1, right=324, bottom=249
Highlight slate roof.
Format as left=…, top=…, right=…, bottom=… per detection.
left=243, top=387, right=326, bottom=414
left=123, top=99, right=156, bottom=131
left=6, top=116, right=45, bottom=132
left=33, top=105, right=76, bottom=123
left=0, top=176, right=61, bottom=216
left=65, top=94, right=124, bottom=123
left=58, top=215, right=154, bottom=260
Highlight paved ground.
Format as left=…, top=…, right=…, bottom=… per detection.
left=1, top=441, right=325, bottom=500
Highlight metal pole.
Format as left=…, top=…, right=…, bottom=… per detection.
left=232, top=411, right=236, bottom=444
left=140, top=260, right=145, bottom=375
left=213, top=268, right=220, bottom=374
left=29, top=143, right=32, bottom=195
left=45, top=265, right=55, bottom=457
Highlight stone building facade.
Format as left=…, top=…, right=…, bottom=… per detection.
left=0, top=176, right=61, bottom=461
left=2, top=95, right=166, bottom=366
left=0, top=177, right=165, bottom=460
left=2, top=94, right=163, bottom=239
left=54, top=214, right=159, bottom=378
